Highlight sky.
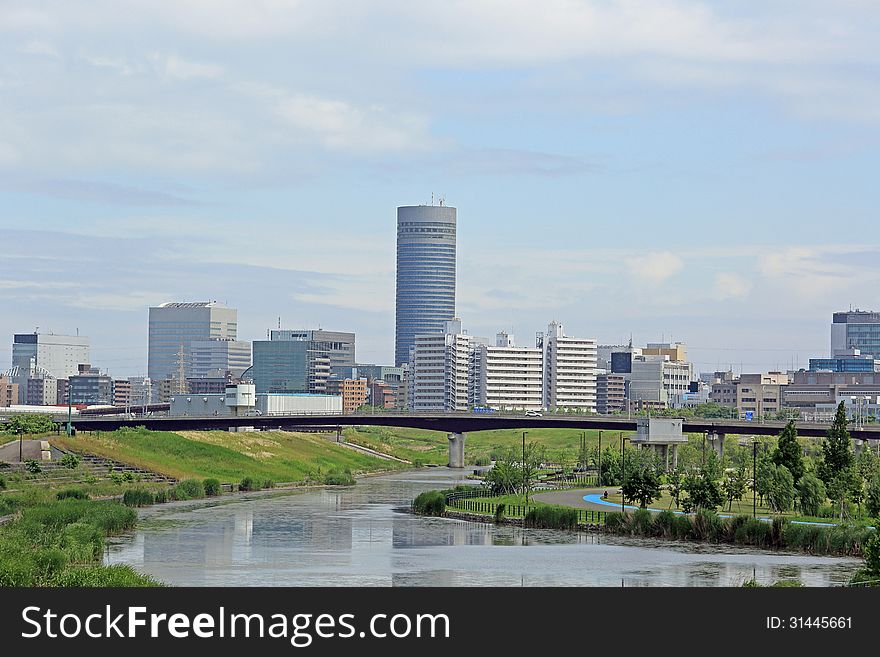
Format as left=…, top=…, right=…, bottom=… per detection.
left=1, top=1, right=879, bottom=378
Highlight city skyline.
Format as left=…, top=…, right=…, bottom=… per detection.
left=2, top=2, right=879, bottom=376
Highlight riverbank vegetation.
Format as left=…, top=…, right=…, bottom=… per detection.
left=0, top=496, right=160, bottom=586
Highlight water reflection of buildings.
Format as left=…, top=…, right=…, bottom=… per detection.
left=392, top=516, right=495, bottom=548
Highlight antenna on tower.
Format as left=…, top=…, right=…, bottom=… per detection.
left=278, top=316, right=281, bottom=329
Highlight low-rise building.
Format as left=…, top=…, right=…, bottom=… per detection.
left=69, top=365, right=114, bottom=406
left=326, top=377, right=368, bottom=414
left=0, top=375, right=18, bottom=407
left=596, top=373, right=626, bottom=414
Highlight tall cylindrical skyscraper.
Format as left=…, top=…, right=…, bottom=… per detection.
left=395, top=204, right=457, bottom=366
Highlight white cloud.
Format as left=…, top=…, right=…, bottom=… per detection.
left=713, top=272, right=751, bottom=300
left=81, top=53, right=133, bottom=76
left=274, top=94, right=434, bottom=154
left=625, top=251, right=684, bottom=284
left=18, top=40, right=60, bottom=57
left=160, top=54, right=224, bottom=80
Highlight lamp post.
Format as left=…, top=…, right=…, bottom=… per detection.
left=66, top=387, right=73, bottom=437
left=598, top=430, right=603, bottom=486
left=19, top=428, right=23, bottom=463
left=522, top=430, right=528, bottom=504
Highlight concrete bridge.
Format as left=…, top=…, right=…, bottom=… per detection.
left=58, top=412, right=880, bottom=468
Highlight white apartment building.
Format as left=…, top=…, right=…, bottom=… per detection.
left=409, top=319, right=472, bottom=412
left=469, top=332, right=543, bottom=410
left=539, top=322, right=598, bottom=412
left=629, top=355, right=694, bottom=407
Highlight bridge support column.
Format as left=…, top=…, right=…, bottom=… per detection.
left=448, top=432, right=465, bottom=468
left=709, top=432, right=725, bottom=459
left=854, top=439, right=864, bottom=456
left=672, top=444, right=679, bottom=470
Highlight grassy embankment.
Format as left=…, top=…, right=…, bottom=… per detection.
left=51, top=428, right=408, bottom=484
left=344, top=426, right=614, bottom=465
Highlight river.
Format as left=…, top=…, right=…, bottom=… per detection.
left=105, top=467, right=859, bottom=587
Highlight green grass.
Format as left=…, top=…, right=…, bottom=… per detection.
left=52, top=428, right=407, bottom=483
left=344, top=426, right=613, bottom=465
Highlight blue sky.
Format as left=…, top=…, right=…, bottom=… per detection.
left=1, top=1, right=879, bottom=377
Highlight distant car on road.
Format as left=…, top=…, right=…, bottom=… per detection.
left=525, top=410, right=542, bottom=417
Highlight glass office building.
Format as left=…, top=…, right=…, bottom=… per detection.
left=394, top=204, right=457, bottom=366
left=831, top=310, right=880, bottom=359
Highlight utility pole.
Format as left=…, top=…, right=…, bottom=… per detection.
left=522, top=431, right=528, bottom=504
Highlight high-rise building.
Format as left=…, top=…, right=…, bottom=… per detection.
left=469, top=332, right=543, bottom=410
left=409, top=318, right=471, bottom=411
left=271, top=330, right=355, bottom=372
left=395, top=204, right=456, bottom=366
left=147, top=301, right=238, bottom=383
left=113, top=379, right=132, bottom=406
left=251, top=333, right=331, bottom=395
left=538, top=322, right=598, bottom=412
left=11, top=332, right=90, bottom=379
left=832, top=310, right=880, bottom=358
left=190, top=339, right=252, bottom=379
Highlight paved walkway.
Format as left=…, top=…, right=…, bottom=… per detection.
left=0, top=438, right=55, bottom=463
left=532, top=487, right=616, bottom=512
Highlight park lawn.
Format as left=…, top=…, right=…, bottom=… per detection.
left=52, top=429, right=406, bottom=483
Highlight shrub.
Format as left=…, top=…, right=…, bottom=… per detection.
left=51, top=564, right=163, bottom=587
left=0, top=475, right=6, bottom=490
left=630, top=508, right=653, bottom=536
left=323, top=469, right=355, bottom=486
left=56, top=489, right=89, bottom=501
left=122, top=471, right=135, bottom=483
left=412, top=490, right=446, bottom=516
left=122, top=489, right=155, bottom=507
left=494, top=503, right=506, bottom=522
left=692, top=510, right=723, bottom=542
left=239, top=477, right=256, bottom=492
left=59, top=522, right=104, bottom=562
left=59, top=453, right=81, bottom=469
left=771, top=517, right=788, bottom=548
left=203, top=479, right=221, bottom=497
left=153, top=489, right=168, bottom=504
left=473, top=456, right=490, bottom=467
left=864, top=530, right=880, bottom=577
left=108, top=471, right=125, bottom=485
left=24, top=459, right=42, bottom=474
left=261, top=479, right=275, bottom=490
left=604, top=512, right=627, bottom=532
left=524, top=505, right=578, bottom=530
left=172, top=479, right=205, bottom=500
left=672, top=514, right=693, bottom=540
left=652, top=510, right=677, bottom=538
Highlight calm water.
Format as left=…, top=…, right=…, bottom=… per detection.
left=105, top=468, right=859, bottom=587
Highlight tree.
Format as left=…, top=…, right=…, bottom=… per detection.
left=772, top=420, right=804, bottom=483
left=666, top=468, right=684, bottom=510
left=520, top=441, right=543, bottom=504
left=722, top=465, right=748, bottom=511
left=755, top=452, right=775, bottom=507
left=818, top=401, right=854, bottom=486
left=682, top=454, right=724, bottom=513
left=867, top=473, right=880, bottom=519
left=622, top=463, right=662, bottom=509
left=3, top=413, right=56, bottom=435
left=767, top=465, right=795, bottom=513
left=827, top=467, right=859, bottom=521
left=797, top=472, right=827, bottom=517
left=484, top=449, right=522, bottom=496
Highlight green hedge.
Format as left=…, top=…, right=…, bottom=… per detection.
left=524, top=505, right=578, bottom=530
left=412, top=491, right=446, bottom=516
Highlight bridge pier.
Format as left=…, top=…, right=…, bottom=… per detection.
left=448, top=432, right=465, bottom=468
